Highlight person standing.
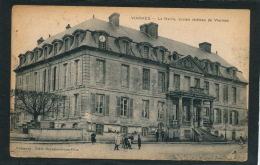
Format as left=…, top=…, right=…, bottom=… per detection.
left=91, top=132, right=96, bottom=145
left=137, top=135, right=141, bottom=150
left=156, top=130, right=159, bottom=142
left=124, top=135, right=128, bottom=150
left=161, top=131, right=165, bottom=142
left=114, top=132, right=121, bottom=150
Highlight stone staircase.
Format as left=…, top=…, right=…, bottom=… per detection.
left=17, top=120, right=39, bottom=133
left=195, top=127, right=223, bottom=142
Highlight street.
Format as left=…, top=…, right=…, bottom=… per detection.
left=10, top=141, right=247, bottom=161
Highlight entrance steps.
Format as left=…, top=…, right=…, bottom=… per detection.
left=195, top=127, right=222, bottom=142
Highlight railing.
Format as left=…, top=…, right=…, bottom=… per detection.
left=190, top=86, right=205, bottom=94
left=183, top=121, right=191, bottom=126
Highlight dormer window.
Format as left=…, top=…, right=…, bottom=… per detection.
left=64, top=38, right=70, bottom=51
left=143, top=46, right=149, bottom=58
left=214, top=65, right=219, bottom=75
left=233, top=70, right=236, bottom=78
left=44, top=46, right=48, bottom=57
left=30, top=53, right=34, bottom=61
left=34, top=50, right=38, bottom=61
left=98, top=35, right=107, bottom=50
left=159, top=50, right=165, bottom=62
left=122, top=41, right=129, bottom=54
left=54, top=43, right=59, bottom=55
left=75, top=33, right=80, bottom=47
left=172, top=51, right=179, bottom=61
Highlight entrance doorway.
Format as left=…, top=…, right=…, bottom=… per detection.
left=158, top=123, right=164, bottom=141
left=193, top=107, right=201, bottom=127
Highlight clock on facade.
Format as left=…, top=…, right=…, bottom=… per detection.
left=99, top=35, right=106, bottom=42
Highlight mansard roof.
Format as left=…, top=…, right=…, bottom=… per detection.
left=17, top=17, right=247, bottom=83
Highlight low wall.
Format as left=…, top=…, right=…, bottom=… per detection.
left=29, top=129, right=83, bottom=141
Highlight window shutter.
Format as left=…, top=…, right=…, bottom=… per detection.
left=78, top=59, right=82, bottom=85
left=105, top=95, right=110, bottom=115
left=55, top=66, right=59, bottom=90
left=129, top=99, right=133, bottom=118
left=71, top=61, right=75, bottom=86
left=229, top=111, right=232, bottom=124
left=51, top=67, right=54, bottom=91
left=90, top=93, right=96, bottom=113
left=116, top=97, right=121, bottom=116
left=219, top=109, right=222, bottom=124
left=236, top=112, right=239, bottom=125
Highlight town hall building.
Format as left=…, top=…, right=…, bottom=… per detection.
left=14, top=13, right=248, bottom=141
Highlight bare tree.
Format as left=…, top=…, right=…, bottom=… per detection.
left=11, top=89, right=63, bottom=123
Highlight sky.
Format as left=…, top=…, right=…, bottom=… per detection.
left=11, top=6, right=250, bottom=89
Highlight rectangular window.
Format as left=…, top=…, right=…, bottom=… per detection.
left=62, top=96, right=66, bottom=118
left=121, top=97, right=128, bottom=116
left=91, top=93, right=110, bottom=115
left=99, top=41, right=107, bottom=50
left=204, top=81, right=209, bottom=94
left=34, top=72, right=38, bottom=91
left=215, top=84, right=219, bottom=101
left=158, top=72, right=165, bottom=93
left=75, top=34, right=80, bottom=46
left=158, top=101, right=165, bottom=120
left=54, top=43, right=58, bottom=55
left=232, top=87, right=236, bottom=104
left=223, top=85, right=228, bottom=103
left=142, top=127, right=148, bottom=137
left=184, top=76, right=190, bottom=91
left=183, top=105, right=190, bottom=121
left=121, top=65, right=129, bottom=88
left=214, top=109, right=221, bottom=124
left=230, top=111, right=239, bottom=125
left=44, top=47, right=48, bottom=57
left=52, top=67, right=57, bottom=91
left=224, top=109, right=228, bottom=123
left=74, top=94, right=79, bottom=116
left=64, top=38, right=69, bottom=51
left=63, top=64, right=67, bottom=88
left=42, top=70, right=46, bottom=92
left=173, top=74, right=180, bottom=91
left=143, top=69, right=150, bottom=90
left=123, top=41, right=128, bottom=54
left=143, top=46, right=149, bottom=58
left=95, top=94, right=104, bottom=114
left=204, top=107, right=210, bottom=117
left=121, top=126, right=128, bottom=134
left=96, top=124, right=103, bottom=135
left=116, top=97, right=133, bottom=117
left=142, top=100, right=149, bottom=118
left=195, top=78, right=200, bottom=88
left=75, top=60, right=79, bottom=85
left=25, top=75, right=29, bottom=91
left=215, top=65, right=219, bottom=75
left=96, top=60, right=105, bottom=84
left=159, top=50, right=165, bottom=62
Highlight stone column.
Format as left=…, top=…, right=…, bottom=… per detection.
left=190, top=98, right=194, bottom=126
left=210, top=101, right=214, bottom=125
left=178, top=97, right=183, bottom=125
left=200, top=100, right=204, bottom=127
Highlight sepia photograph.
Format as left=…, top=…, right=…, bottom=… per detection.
left=10, top=6, right=250, bottom=161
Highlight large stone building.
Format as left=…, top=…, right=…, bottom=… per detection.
left=14, top=13, right=248, bottom=141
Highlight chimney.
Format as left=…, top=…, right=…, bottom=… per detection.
left=37, top=37, right=44, bottom=45
left=109, top=12, right=120, bottom=27
left=66, top=24, right=71, bottom=29
left=140, top=22, right=158, bottom=39
left=199, top=42, right=211, bottom=53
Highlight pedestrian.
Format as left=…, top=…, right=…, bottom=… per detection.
left=137, top=135, right=141, bottom=150
left=161, top=131, right=165, bottom=142
left=127, top=137, right=132, bottom=149
left=124, top=135, right=128, bottom=150
left=114, top=132, right=121, bottom=150
left=156, top=130, right=159, bottom=142
left=239, top=135, right=244, bottom=149
left=122, top=134, right=126, bottom=148
left=91, top=132, right=96, bottom=145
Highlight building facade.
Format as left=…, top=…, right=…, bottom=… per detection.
left=14, top=13, right=248, bottom=141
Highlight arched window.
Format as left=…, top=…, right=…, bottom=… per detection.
left=64, top=38, right=70, bottom=51
left=122, top=41, right=129, bottom=54
left=61, top=124, right=66, bottom=128
left=44, top=46, right=48, bottom=57
left=54, top=43, right=59, bottom=55
left=74, top=33, right=80, bottom=47
left=73, top=123, right=78, bottom=129
left=159, top=50, right=165, bottom=62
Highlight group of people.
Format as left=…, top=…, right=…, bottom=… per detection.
left=114, top=132, right=142, bottom=150
left=155, top=130, right=166, bottom=142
